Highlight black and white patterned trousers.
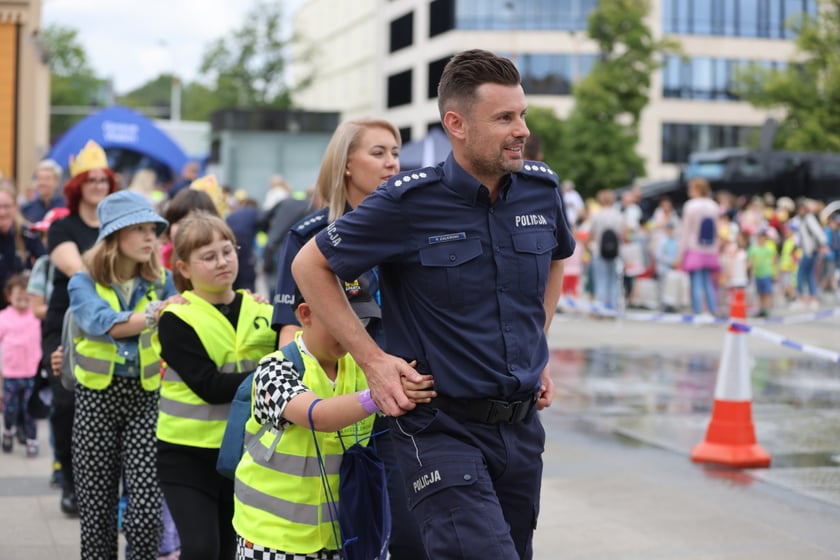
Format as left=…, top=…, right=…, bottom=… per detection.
left=235, top=536, right=341, bottom=560
left=73, top=376, right=163, bottom=560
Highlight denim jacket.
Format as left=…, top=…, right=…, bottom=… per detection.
left=68, top=270, right=176, bottom=375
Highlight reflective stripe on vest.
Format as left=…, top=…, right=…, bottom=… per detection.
left=234, top=478, right=324, bottom=527
left=74, top=274, right=165, bottom=391
left=232, top=343, right=374, bottom=553
left=156, top=291, right=276, bottom=449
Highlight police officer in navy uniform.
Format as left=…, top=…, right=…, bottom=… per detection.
left=272, top=119, right=430, bottom=559
left=293, top=49, right=574, bottom=559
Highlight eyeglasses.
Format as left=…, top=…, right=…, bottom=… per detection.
left=192, top=244, right=239, bottom=266
left=84, top=177, right=110, bottom=185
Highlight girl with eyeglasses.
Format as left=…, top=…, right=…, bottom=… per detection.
left=155, top=212, right=276, bottom=560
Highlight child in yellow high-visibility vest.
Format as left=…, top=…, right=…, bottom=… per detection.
left=779, top=224, right=801, bottom=302
left=232, top=289, right=434, bottom=559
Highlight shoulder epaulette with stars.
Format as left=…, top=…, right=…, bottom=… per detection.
left=384, top=167, right=441, bottom=197
left=290, top=209, right=329, bottom=238
left=519, top=161, right=560, bottom=188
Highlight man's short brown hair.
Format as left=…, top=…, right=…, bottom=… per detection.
left=437, top=49, right=521, bottom=120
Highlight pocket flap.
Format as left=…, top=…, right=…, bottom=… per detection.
left=406, top=456, right=479, bottom=509
left=511, top=230, right=557, bottom=255
left=420, top=239, right=483, bottom=267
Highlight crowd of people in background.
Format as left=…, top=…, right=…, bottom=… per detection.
left=563, top=177, right=840, bottom=319
left=0, top=144, right=320, bottom=559
left=1, top=47, right=840, bottom=560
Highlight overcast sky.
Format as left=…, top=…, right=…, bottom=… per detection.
left=42, top=0, right=306, bottom=94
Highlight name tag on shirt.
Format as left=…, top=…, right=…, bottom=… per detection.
left=428, top=232, right=466, bottom=245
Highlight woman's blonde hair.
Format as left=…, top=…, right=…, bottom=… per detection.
left=0, top=184, right=27, bottom=261
left=83, top=228, right=163, bottom=286
left=317, top=118, right=401, bottom=222
left=171, top=212, right=237, bottom=292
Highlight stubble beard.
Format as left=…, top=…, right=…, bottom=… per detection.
left=468, top=147, right=523, bottom=183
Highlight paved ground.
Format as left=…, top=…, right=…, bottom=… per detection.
left=2, top=307, right=840, bottom=559
left=533, top=307, right=840, bottom=558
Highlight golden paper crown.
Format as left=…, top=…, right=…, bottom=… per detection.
left=189, top=174, right=226, bottom=214
left=69, top=140, right=108, bottom=178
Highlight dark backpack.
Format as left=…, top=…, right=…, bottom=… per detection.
left=216, top=340, right=304, bottom=480
left=600, top=229, right=620, bottom=260
left=58, top=308, right=82, bottom=391
left=307, top=400, right=390, bottom=559
left=337, top=442, right=391, bottom=560
left=698, top=216, right=716, bottom=247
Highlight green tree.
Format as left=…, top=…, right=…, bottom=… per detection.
left=118, top=74, right=174, bottom=118
left=198, top=1, right=313, bottom=108
left=179, top=82, right=226, bottom=122
left=41, top=25, right=107, bottom=138
left=524, top=106, right=566, bottom=171
left=562, top=0, right=679, bottom=197
left=734, top=0, right=840, bottom=152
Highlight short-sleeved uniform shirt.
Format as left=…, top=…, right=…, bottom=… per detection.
left=272, top=207, right=383, bottom=344
left=315, top=154, right=574, bottom=400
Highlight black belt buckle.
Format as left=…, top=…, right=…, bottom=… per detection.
left=484, top=397, right=532, bottom=424
left=427, top=395, right=536, bottom=424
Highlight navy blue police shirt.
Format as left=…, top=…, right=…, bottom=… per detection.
left=314, top=153, right=575, bottom=400
left=272, top=206, right=384, bottom=344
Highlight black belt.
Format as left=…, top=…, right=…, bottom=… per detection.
left=425, top=395, right=537, bottom=424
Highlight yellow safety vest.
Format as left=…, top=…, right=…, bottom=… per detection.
left=232, top=336, right=374, bottom=554
left=156, top=291, right=275, bottom=449
left=73, top=274, right=166, bottom=391
left=780, top=237, right=800, bottom=273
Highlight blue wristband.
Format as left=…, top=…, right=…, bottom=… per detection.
left=358, top=389, right=379, bottom=414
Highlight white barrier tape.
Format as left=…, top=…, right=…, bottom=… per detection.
left=752, top=307, right=840, bottom=325
left=558, top=297, right=839, bottom=327
left=621, top=311, right=728, bottom=325
left=557, top=297, right=618, bottom=316
left=730, top=322, right=840, bottom=364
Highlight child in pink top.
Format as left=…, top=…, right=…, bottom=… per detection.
left=0, top=273, right=42, bottom=456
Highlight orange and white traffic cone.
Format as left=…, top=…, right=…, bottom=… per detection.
left=691, top=289, right=771, bottom=468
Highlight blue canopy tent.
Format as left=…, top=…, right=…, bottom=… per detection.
left=48, top=106, right=189, bottom=175
left=399, top=127, right=451, bottom=171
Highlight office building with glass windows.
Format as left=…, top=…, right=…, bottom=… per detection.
left=292, top=0, right=816, bottom=180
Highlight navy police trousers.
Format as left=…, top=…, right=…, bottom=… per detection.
left=388, top=402, right=544, bottom=560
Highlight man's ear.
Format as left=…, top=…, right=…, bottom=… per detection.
left=443, top=110, right=466, bottom=141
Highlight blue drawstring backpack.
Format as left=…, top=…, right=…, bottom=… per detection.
left=308, top=401, right=391, bottom=560
left=216, top=341, right=303, bottom=480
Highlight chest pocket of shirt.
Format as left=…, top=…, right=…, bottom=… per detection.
left=419, top=238, right=484, bottom=308
left=512, top=230, right=557, bottom=297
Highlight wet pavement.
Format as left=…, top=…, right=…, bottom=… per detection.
left=545, top=324, right=840, bottom=511
left=535, top=309, right=840, bottom=557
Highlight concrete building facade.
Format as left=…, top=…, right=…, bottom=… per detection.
left=292, top=0, right=813, bottom=182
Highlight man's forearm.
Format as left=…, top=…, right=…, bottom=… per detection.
left=291, top=239, right=381, bottom=364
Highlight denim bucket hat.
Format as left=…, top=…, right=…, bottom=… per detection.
left=96, top=190, right=168, bottom=243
